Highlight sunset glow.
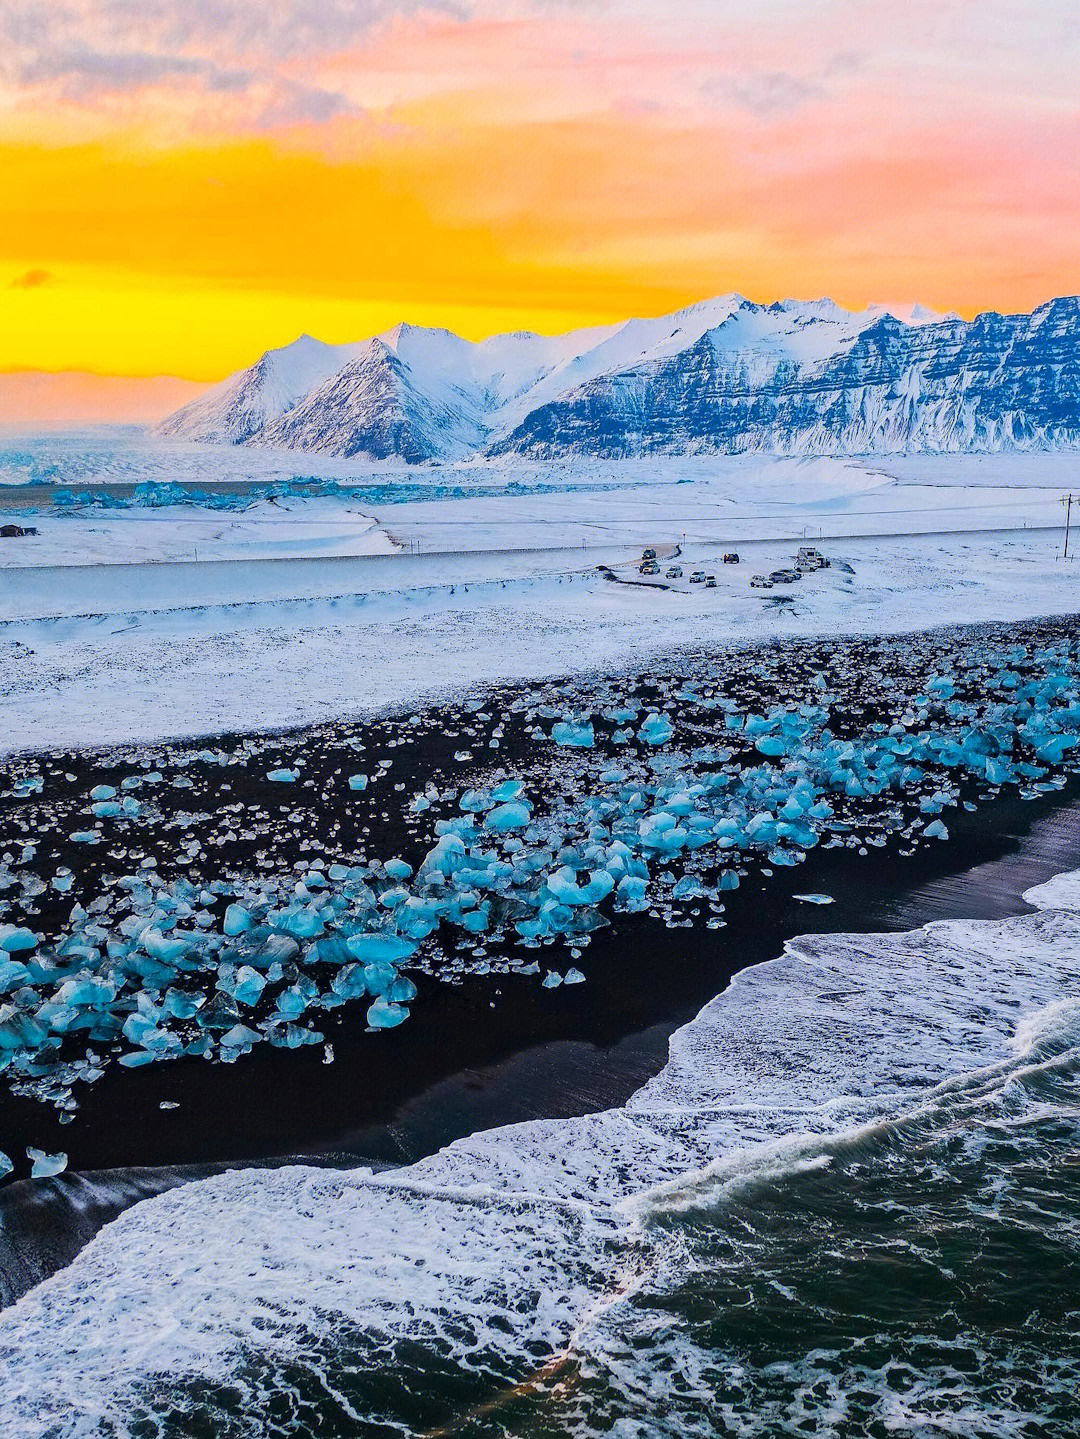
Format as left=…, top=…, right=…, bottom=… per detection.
left=2, top=1, right=1079, bottom=389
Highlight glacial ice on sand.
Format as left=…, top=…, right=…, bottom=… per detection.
left=7, top=629, right=1080, bottom=1160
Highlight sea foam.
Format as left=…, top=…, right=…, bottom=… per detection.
left=1, top=873, right=1079, bottom=1435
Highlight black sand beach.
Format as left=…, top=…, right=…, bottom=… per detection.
left=4, top=620, right=1080, bottom=1304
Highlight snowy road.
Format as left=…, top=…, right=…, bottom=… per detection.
left=4, top=524, right=1080, bottom=754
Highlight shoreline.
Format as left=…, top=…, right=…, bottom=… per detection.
left=3, top=750, right=1080, bottom=1308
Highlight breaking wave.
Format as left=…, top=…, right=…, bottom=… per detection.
left=2, top=874, right=1080, bottom=1436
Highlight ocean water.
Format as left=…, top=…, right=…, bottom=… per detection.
left=1, top=873, right=1078, bottom=1437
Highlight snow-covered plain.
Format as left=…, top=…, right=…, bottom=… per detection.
left=0, top=496, right=397, bottom=568
left=2, top=436, right=1079, bottom=754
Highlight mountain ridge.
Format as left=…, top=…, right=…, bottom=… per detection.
left=158, top=294, right=1080, bottom=460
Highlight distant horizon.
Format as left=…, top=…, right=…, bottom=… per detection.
left=4, top=286, right=1079, bottom=413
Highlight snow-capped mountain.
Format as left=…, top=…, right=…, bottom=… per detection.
left=157, top=334, right=369, bottom=444
left=159, top=295, right=1080, bottom=460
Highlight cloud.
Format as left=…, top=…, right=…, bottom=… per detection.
left=0, top=0, right=467, bottom=77
left=0, top=0, right=456, bottom=129
left=698, top=51, right=863, bottom=119
left=10, top=268, right=54, bottom=289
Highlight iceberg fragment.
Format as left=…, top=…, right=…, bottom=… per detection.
left=27, top=1148, right=67, bottom=1179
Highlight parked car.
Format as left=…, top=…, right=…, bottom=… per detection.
left=704, top=576, right=718, bottom=588
left=639, top=561, right=660, bottom=575
left=749, top=574, right=773, bottom=589
left=665, top=565, right=683, bottom=579
left=769, top=568, right=802, bottom=583
left=642, top=547, right=657, bottom=561
left=722, top=552, right=740, bottom=564
left=689, top=570, right=706, bottom=583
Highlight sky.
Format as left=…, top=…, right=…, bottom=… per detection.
left=2, top=0, right=1078, bottom=394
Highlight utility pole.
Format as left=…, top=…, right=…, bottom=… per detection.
left=1063, top=494, right=1074, bottom=560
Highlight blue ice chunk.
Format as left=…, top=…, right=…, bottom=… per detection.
left=0, top=1151, right=11, bottom=1180
left=793, top=893, right=835, bottom=904
left=564, top=968, right=586, bottom=984
left=542, top=971, right=563, bottom=988
left=331, top=964, right=369, bottom=1000
left=923, top=819, right=949, bottom=840
left=141, top=928, right=196, bottom=963
left=348, top=774, right=369, bottom=790
left=27, top=1148, right=67, bottom=1179
left=267, top=769, right=298, bottom=783
left=420, top=834, right=468, bottom=878
left=459, top=788, right=491, bottom=812
left=616, top=875, right=648, bottom=907
left=220, top=1024, right=262, bottom=1050
left=277, top=906, right=325, bottom=939
left=271, top=984, right=307, bottom=1020
left=367, top=997, right=407, bottom=1028
left=252, top=933, right=299, bottom=967
left=0, top=926, right=37, bottom=953
left=552, top=720, right=595, bottom=748
left=0, top=1010, right=48, bottom=1051
left=162, top=988, right=203, bottom=1020
left=1035, top=735, right=1077, bottom=764
left=755, top=735, right=787, bottom=757
left=491, top=780, right=524, bottom=802
left=0, top=958, right=31, bottom=993
left=985, top=758, right=1014, bottom=785
left=768, top=848, right=799, bottom=866
left=89, top=785, right=116, bottom=801
left=227, top=966, right=267, bottom=1007
left=638, top=813, right=688, bottom=854
left=546, top=866, right=615, bottom=906
left=345, top=933, right=417, bottom=964
left=276, top=1023, right=324, bottom=1048
left=719, top=870, right=740, bottom=891
left=91, top=801, right=123, bottom=817
left=54, top=976, right=116, bottom=1008
left=387, top=975, right=417, bottom=1003
left=223, top=903, right=252, bottom=936
left=70, top=831, right=99, bottom=845
left=362, top=961, right=398, bottom=996
left=122, top=1012, right=182, bottom=1056
left=384, top=858, right=413, bottom=881
left=486, top=801, right=532, bottom=833
left=745, top=812, right=778, bottom=845
left=462, top=904, right=490, bottom=933
left=395, top=899, right=443, bottom=940
left=638, top=712, right=674, bottom=745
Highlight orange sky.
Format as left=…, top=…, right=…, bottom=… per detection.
left=2, top=1, right=1078, bottom=390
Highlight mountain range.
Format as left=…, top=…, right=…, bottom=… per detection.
left=158, top=294, right=1080, bottom=461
